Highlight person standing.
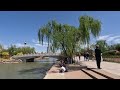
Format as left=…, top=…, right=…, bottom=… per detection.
left=95, top=45, right=102, bottom=69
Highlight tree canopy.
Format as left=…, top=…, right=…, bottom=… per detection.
left=38, top=15, right=102, bottom=58
left=96, top=40, right=108, bottom=52
left=0, top=44, right=36, bottom=56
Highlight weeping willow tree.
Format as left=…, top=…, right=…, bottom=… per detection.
left=38, top=15, right=101, bottom=59
left=0, top=44, right=3, bottom=51
left=79, top=15, right=101, bottom=48
left=38, top=21, right=79, bottom=57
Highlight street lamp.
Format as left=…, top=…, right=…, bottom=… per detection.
left=24, top=42, right=27, bottom=46
left=24, top=42, right=27, bottom=55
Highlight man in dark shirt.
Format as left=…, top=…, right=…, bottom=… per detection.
left=86, top=52, right=89, bottom=61
left=84, top=52, right=86, bottom=61
left=95, top=45, right=102, bottom=69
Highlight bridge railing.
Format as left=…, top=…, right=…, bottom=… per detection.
left=12, top=53, right=60, bottom=58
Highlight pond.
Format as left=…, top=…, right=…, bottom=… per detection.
left=0, top=58, right=57, bottom=79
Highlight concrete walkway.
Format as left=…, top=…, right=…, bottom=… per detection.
left=44, top=64, right=66, bottom=79
left=44, top=64, right=92, bottom=79
left=44, top=56, right=120, bottom=79
left=80, top=56, right=120, bottom=76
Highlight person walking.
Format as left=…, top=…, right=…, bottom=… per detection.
left=86, top=52, right=89, bottom=61
left=84, top=52, right=86, bottom=61
left=95, top=45, right=102, bottom=69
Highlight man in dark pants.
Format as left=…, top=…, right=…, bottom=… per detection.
left=95, top=45, right=102, bottom=69
left=86, top=52, right=89, bottom=61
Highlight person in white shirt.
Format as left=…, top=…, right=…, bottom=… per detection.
left=59, top=60, right=68, bottom=73
left=61, top=66, right=66, bottom=72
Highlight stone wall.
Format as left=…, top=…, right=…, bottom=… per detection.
left=103, top=58, right=120, bottom=63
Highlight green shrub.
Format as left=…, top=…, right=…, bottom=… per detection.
left=17, top=52, right=23, bottom=55
left=1, top=51, right=9, bottom=59
left=2, top=52, right=9, bottom=56
left=102, top=50, right=119, bottom=57
left=116, top=52, right=120, bottom=55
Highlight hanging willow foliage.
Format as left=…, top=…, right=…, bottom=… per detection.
left=38, top=15, right=101, bottom=57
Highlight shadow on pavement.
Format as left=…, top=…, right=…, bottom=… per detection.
left=54, top=63, right=88, bottom=73
left=67, top=64, right=87, bottom=72
left=87, top=67, right=97, bottom=70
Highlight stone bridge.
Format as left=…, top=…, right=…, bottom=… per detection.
left=12, top=53, right=63, bottom=62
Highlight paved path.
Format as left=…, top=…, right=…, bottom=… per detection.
left=44, top=56, right=120, bottom=79
left=44, top=64, right=92, bottom=79
left=81, top=59, right=120, bottom=76
left=44, top=64, right=65, bottom=79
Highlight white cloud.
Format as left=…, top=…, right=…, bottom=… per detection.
left=32, top=39, right=48, bottom=52
left=32, top=39, right=39, bottom=43
left=4, top=45, right=8, bottom=49
left=96, top=34, right=120, bottom=45
left=97, top=35, right=112, bottom=40
left=35, top=43, right=48, bottom=47
left=33, top=45, right=47, bottom=53
left=32, top=39, right=48, bottom=50
left=43, top=42, right=48, bottom=45
left=32, top=39, right=48, bottom=45
left=15, top=43, right=24, bottom=47
left=107, top=36, right=120, bottom=42
left=113, top=39, right=120, bottom=44
left=0, top=41, right=8, bottom=49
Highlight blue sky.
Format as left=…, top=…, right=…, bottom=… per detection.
left=0, top=11, right=120, bottom=52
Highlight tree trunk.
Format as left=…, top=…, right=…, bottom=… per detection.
left=69, top=56, right=73, bottom=64
left=47, top=37, right=50, bottom=53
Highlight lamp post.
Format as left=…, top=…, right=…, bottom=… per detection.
left=24, top=42, right=27, bottom=46
left=24, top=42, right=27, bottom=55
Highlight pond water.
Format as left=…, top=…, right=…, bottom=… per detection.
left=0, top=58, right=57, bottom=79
